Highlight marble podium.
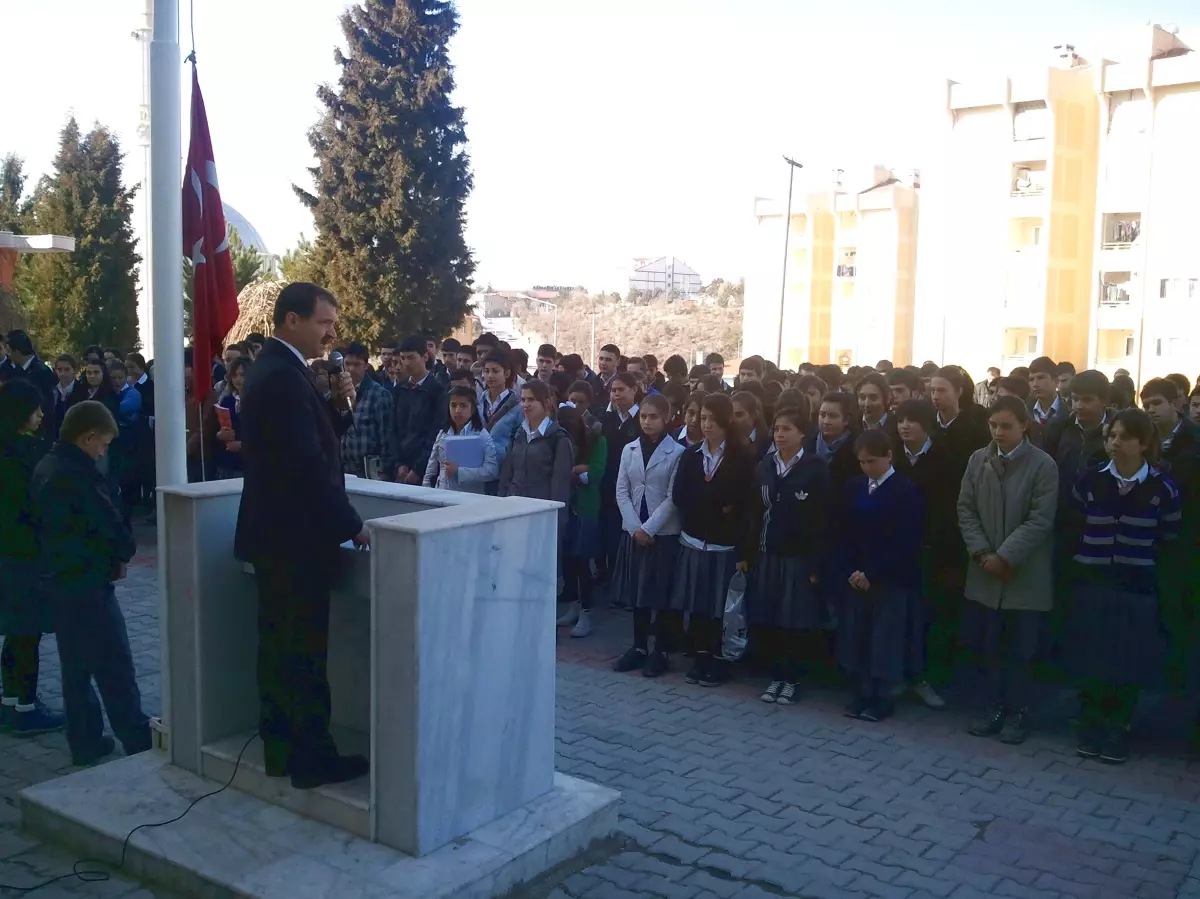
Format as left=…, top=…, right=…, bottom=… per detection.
left=20, top=479, right=618, bottom=898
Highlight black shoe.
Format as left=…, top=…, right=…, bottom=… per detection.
left=860, top=697, right=895, bottom=723
left=71, top=735, right=116, bottom=767
left=968, top=706, right=1006, bottom=737
left=999, top=708, right=1029, bottom=745
left=699, top=657, right=730, bottom=688
left=263, top=738, right=291, bottom=777
left=290, top=754, right=370, bottom=790
left=843, top=696, right=871, bottom=719
left=1076, top=723, right=1103, bottom=759
left=644, top=650, right=669, bottom=678
left=613, top=647, right=647, bottom=673
left=685, top=653, right=709, bottom=684
left=1098, top=727, right=1130, bottom=765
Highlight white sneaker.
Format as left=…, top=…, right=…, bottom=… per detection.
left=761, top=681, right=783, bottom=703
left=913, top=680, right=946, bottom=709
left=570, top=610, right=592, bottom=638
left=776, top=683, right=798, bottom=706
left=556, top=602, right=580, bottom=627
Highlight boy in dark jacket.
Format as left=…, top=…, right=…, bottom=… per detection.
left=389, top=335, right=447, bottom=484
left=30, top=400, right=151, bottom=766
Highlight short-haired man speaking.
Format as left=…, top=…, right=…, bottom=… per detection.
left=234, top=282, right=370, bottom=789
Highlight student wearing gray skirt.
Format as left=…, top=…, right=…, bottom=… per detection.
left=669, top=394, right=756, bottom=688
left=1066, top=409, right=1180, bottom=764
left=748, top=401, right=833, bottom=706
left=612, top=394, right=685, bottom=677
left=836, top=430, right=924, bottom=722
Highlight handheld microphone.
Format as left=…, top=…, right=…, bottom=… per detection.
left=327, top=351, right=352, bottom=411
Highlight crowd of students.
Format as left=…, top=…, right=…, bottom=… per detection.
left=382, top=337, right=1198, bottom=765
left=4, top=317, right=1200, bottom=768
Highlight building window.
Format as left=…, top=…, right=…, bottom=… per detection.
left=1125, top=336, right=1135, bottom=357
left=1026, top=335, right=1038, bottom=354
left=1013, top=101, right=1050, bottom=142
left=1159, top=277, right=1200, bottom=299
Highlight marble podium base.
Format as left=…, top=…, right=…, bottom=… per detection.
left=20, top=751, right=619, bottom=899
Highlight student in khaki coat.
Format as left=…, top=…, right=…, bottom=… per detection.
left=956, top=395, right=1058, bottom=746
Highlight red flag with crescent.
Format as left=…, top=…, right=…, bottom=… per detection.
left=183, top=63, right=238, bottom=404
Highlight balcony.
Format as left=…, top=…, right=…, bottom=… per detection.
left=1102, top=216, right=1141, bottom=249
left=836, top=264, right=856, bottom=278
left=1099, top=214, right=1141, bottom=271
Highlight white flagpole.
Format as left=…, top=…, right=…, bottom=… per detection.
left=150, top=0, right=184, bottom=487
left=150, top=0, right=183, bottom=745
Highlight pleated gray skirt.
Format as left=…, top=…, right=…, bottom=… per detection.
left=1065, top=582, right=1165, bottom=686
left=613, top=532, right=682, bottom=611
left=748, top=552, right=823, bottom=630
left=835, top=582, right=910, bottom=685
left=670, top=545, right=738, bottom=619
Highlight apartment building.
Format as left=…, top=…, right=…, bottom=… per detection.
left=742, top=167, right=919, bottom=368
left=913, top=24, right=1200, bottom=383
left=1090, top=27, right=1200, bottom=382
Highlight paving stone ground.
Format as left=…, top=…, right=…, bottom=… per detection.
left=3, top=545, right=1200, bottom=898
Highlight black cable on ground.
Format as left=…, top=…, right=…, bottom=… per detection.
left=0, top=731, right=256, bottom=894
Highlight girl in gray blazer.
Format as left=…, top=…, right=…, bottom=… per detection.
left=957, top=396, right=1058, bottom=746
left=611, top=394, right=686, bottom=678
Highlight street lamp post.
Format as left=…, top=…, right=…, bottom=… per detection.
left=777, top=156, right=804, bottom=368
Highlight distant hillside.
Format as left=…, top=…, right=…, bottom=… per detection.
left=511, top=284, right=743, bottom=365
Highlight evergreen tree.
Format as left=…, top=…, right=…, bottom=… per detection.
left=279, top=233, right=320, bottom=284
left=296, top=0, right=475, bottom=345
left=23, top=119, right=141, bottom=354
left=0, top=153, right=31, bottom=233
left=0, top=153, right=33, bottom=331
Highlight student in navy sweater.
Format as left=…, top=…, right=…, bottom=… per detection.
left=670, top=393, right=757, bottom=688
left=749, top=400, right=833, bottom=705
left=892, top=398, right=963, bottom=708
left=836, top=429, right=924, bottom=722
left=1066, top=409, right=1180, bottom=764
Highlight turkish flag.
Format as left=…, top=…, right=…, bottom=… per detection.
left=183, top=63, right=238, bottom=405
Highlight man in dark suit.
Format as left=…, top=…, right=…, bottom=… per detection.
left=234, top=282, right=369, bottom=790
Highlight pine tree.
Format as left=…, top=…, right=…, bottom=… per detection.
left=295, top=0, right=475, bottom=345
left=23, top=119, right=141, bottom=354
left=0, top=153, right=33, bottom=331
left=279, top=233, right=320, bottom=284
left=0, top=153, right=31, bottom=233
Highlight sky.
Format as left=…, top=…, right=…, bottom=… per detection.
left=4, top=0, right=1196, bottom=293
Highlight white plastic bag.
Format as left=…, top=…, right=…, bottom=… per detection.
left=720, top=571, right=748, bottom=662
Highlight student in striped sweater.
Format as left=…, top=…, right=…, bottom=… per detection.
left=1065, top=408, right=1181, bottom=764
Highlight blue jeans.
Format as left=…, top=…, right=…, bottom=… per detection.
left=53, top=584, right=151, bottom=758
